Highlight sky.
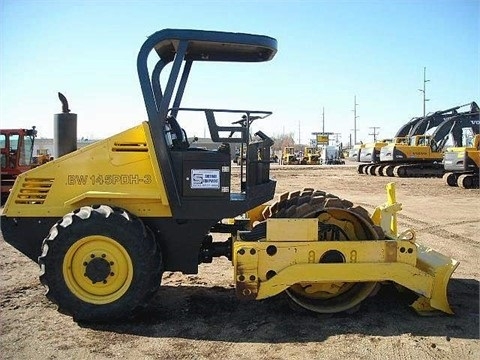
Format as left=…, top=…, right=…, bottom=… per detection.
left=1, top=0, right=478, bottom=146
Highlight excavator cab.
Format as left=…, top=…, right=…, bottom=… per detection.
left=443, top=131, right=480, bottom=188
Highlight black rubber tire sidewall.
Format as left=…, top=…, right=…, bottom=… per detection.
left=40, top=206, right=162, bottom=322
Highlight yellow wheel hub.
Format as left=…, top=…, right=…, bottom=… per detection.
left=63, top=235, right=133, bottom=305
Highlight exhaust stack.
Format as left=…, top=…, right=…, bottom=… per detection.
left=54, top=92, right=77, bottom=158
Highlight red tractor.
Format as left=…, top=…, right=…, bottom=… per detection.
left=1, top=127, right=38, bottom=203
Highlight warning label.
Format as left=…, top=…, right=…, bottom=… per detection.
left=191, top=169, right=220, bottom=189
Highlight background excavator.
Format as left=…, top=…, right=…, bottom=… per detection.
left=347, top=143, right=364, bottom=161
left=443, top=133, right=480, bottom=188
left=367, top=102, right=479, bottom=177
left=356, top=115, right=426, bottom=173
left=1, top=29, right=458, bottom=322
left=357, top=110, right=447, bottom=174
left=357, top=138, right=394, bottom=175
left=358, top=103, right=478, bottom=176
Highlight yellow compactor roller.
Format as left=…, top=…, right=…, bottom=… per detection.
left=1, top=29, right=458, bottom=322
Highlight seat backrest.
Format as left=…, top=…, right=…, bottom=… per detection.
left=165, top=116, right=189, bottom=150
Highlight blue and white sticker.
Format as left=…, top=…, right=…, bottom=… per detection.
left=191, top=169, right=220, bottom=189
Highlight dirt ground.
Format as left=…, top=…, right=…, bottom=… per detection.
left=1, top=163, right=479, bottom=359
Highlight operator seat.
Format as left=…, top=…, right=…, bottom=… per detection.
left=165, top=116, right=189, bottom=150
left=165, top=115, right=230, bottom=155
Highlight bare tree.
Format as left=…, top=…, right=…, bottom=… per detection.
left=271, top=133, right=295, bottom=152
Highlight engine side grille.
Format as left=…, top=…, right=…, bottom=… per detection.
left=111, top=142, right=148, bottom=152
left=14, top=178, right=54, bottom=205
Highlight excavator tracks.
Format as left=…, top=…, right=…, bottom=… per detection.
left=443, top=172, right=480, bottom=189
left=357, top=163, right=444, bottom=178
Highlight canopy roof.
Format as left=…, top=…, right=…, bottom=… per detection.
left=148, top=29, right=277, bottom=63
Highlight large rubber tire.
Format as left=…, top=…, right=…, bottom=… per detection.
left=261, top=189, right=383, bottom=314
left=39, top=205, right=163, bottom=322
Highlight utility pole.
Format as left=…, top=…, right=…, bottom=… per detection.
left=350, top=128, right=360, bottom=144
left=334, top=132, right=341, bottom=143
left=369, top=126, right=380, bottom=142
left=322, top=107, right=325, bottom=134
left=353, top=95, right=359, bottom=144
left=418, top=66, right=430, bottom=117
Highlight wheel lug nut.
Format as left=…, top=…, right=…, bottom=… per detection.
left=90, top=254, right=95, bottom=258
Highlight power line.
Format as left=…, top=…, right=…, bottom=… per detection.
left=418, top=66, right=430, bottom=117
left=369, top=126, right=380, bottom=142
left=352, top=95, right=359, bottom=144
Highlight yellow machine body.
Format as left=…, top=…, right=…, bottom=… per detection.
left=233, top=183, right=458, bottom=315
left=387, top=135, right=443, bottom=162
left=0, top=29, right=459, bottom=322
left=3, top=122, right=172, bottom=218
left=282, top=147, right=299, bottom=165
left=301, top=147, right=321, bottom=165
left=443, top=134, right=480, bottom=188
left=444, top=134, right=480, bottom=169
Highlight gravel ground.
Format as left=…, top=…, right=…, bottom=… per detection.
left=1, top=164, right=479, bottom=359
